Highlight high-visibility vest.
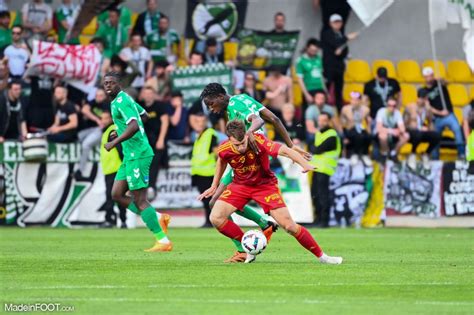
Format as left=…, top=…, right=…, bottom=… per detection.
left=311, top=128, right=341, bottom=176
left=468, top=131, right=474, bottom=162
left=100, top=124, right=122, bottom=175
left=191, top=128, right=217, bottom=176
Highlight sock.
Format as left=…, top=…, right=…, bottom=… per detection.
left=293, top=225, right=323, bottom=258
left=127, top=202, right=140, bottom=214
left=140, top=206, right=169, bottom=243
left=216, top=219, right=244, bottom=243
left=227, top=216, right=245, bottom=252
left=237, top=205, right=269, bottom=229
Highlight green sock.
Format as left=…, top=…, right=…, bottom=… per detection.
left=127, top=202, right=140, bottom=214
left=227, top=216, right=244, bottom=252
left=237, top=205, right=269, bottom=229
left=140, top=206, right=166, bottom=241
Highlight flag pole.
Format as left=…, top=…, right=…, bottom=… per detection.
left=428, top=4, right=447, bottom=111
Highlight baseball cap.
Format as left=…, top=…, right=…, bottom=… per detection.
left=417, top=88, right=428, bottom=98
left=422, top=67, right=434, bottom=76
left=330, top=14, right=343, bottom=23
left=377, top=67, right=388, bottom=79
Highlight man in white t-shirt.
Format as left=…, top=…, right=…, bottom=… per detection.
left=3, top=26, right=29, bottom=78
left=22, top=0, right=52, bottom=39
left=119, top=33, right=152, bottom=90
left=375, top=96, right=409, bottom=161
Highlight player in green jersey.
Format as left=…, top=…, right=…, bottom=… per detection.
left=103, top=72, right=172, bottom=252
left=200, top=82, right=311, bottom=263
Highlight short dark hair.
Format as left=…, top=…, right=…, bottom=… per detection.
left=189, top=50, right=204, bottom=60
left=104, top=71, right=121, bottom=81
left=7, top=78, right=21, bottom=89
left=12, top=25, right=23, bottom=32
left=387, top=96, right=397, bottom=104
left=109, top=8, right=121, bottom=15
left=417, top=88, right=428, bottom=98
left=226, top=119, right=246, bottom=141
left=314, top=89, right=326, bottom=97
left=171, top=90, right=183, bottom=98
left=200, top=83, right=226, bottom=100
left=206, top=37, right=217, bottom=47
left=91, top=37, right=105, bottom=47
left=306, top=37, right=320, bottom=48
left=319, top=112, right=331, bottom=120
left=274, top=12, right=285, bottom=19
left=0, top=10, right=10, bottom=19
left=155, top=60, right=169, bottom=68
left=160, top=14, right=169, bottom=21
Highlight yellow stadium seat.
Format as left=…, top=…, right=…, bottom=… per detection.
left=422, top=60, right=447, bottom=79
left=79, top=35, right=92, bottom=46
left=257, top=71, right=266, bottom=83
left=131, top=13, right=139, bottom=29
left=397, top=60, right=424, bottom=83
left=344, top=59, right=372, bottom=83
left=223, top=41, right=238, bottom=62
left=343, top=83, right=364, bottom=103
left=372, top=59, right=397, bottom=78
left=293, top=83, right=302, bottom=106
left=400, top=83, right=418, bottom=106
left=453, top=107, right=464, bottom=124
left=447, top=60, right=474, bottom=83
left=9, top=11, right=16, bottom=28
left=447, top=84, right=469, bottom=107
left=470, top=85, right=474, bottom=100
left=81, top=17, right=97, bottom=36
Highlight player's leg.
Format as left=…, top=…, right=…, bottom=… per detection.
left=112, top=162, right=140, bottom=214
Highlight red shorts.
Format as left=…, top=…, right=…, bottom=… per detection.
left=218, top=182, right=286, bottom=214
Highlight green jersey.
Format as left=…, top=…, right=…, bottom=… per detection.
left=96, top=21, right=129, bottom=58
left=98, top=6, right=132, bottom=31
left=145, top=29, right=180, bottom=63
left=227, top=94, right=265, bottom=133
left=110, top=91, right=154, bottom=161
left=0, top=27, right=11, bottom=49
left=295, top=53, right=324, bottom=91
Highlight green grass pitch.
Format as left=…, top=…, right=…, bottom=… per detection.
left=1, top=227, right=472, bottom=314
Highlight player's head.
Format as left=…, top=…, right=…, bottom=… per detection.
left=226, top=119, right=248, bottom=154
left=201, top=83, right=228, bottom=114
left=103, top=71, right=122, bottom=98
left=317, top=112, right=331, bottom=130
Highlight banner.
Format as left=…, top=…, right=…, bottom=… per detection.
left=347, top=0, right=394, bottom=27
left=25, top=41, right=101, bottom=93
left=185, top=0, right=248, bottom=41
left=236, top=29, right=300, bottom=71
left=442, top=161, right=474, bottom=216
left=171, top=63, right=233, bottom=108
left=384, top=160, right=443, bottom=218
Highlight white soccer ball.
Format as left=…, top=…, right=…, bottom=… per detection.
left=241, top=230, right=267, bottom=255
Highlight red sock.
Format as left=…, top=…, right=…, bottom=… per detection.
left=216, top=219, right=244, bottom=242
left=294, top=225, right=323, bottom=258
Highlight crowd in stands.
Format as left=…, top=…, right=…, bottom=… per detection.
left=0, top=0, right=473, bottom=175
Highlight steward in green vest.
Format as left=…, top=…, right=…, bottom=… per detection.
left=190, top=114, right=219, bottom=227
left=309, top=112, right=341, bottom=227
left=467, top=108, right=474, bottom=174
left=100, top=123, right=127, bottom=228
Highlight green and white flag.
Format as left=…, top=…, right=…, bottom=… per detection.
left=171, top=63, right=233, bottom=108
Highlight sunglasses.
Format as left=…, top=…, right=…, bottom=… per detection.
left=12, top=32, right=21, bottom=35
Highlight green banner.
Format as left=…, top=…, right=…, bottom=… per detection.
left=171, top=63, right=233, bottom=108
left=237, top=29, right=300, bottom=71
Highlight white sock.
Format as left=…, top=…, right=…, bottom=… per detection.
left=158, top=236, right=170, bottom=244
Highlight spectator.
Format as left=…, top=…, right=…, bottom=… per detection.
left=90, top=37, right=110, bottom=84
left=237, top=71, right=264, bottom=103
left=305, top=90, right=341, bottom=143
left=364, top=67, right=401, bottom=119
left=96, top=8, right=129, bottom=59
left=55, top=0, right=79, bottom=44
left=274, top=104, right=304, bottom=145
left=75, top=88, right=109, bottom=179
left=0, top=79, right=27, bottom=142
left=313, top=0, right=351, bottom=34
left=0, top=57, right=8, bottom=90
left=375, top=97, right=409, bottom=161
left=47, top=86, right=78, bottom=143
left=26, top=75, right=55, bottom=131
left=146, top=15, right=180, bottom=65
left=133, top=0, right=162, bottom=38
left=296, top=38, right=325, bottom=113
left=0, top=10, right=11, bottom=53
left=340, top=91, right=372, bottom=166
left=167, top=90, right=189, bottom=141
left=263, top=66, right=293, bottom=118
left=190, top=113, right=218, bottom=227
left=404, top=88, right=441, bottom=168
left=141, top=86, right=170, bottom=199
left=120, top=33, right=152, bottom=91
left=466, top=106, right=474, bottom=174
left=270, top=12, right=286, bottom=33
left=321, top=14, right=358, bottom=112
left=3, top=25, right=29, bottom=79
left=463, top=98, right=473, bottom=144
left=98, top=4, right=132, bottom=34
left=21, top=0, right=53, bottom=42
left=144, top=60, right=171, bottom=101
left=188, top=51, right=204, bottom=66
left=203, top=37, right=224, bottom=65
left=423, top=67, right=465, bottom=159
left=189, top=98, right=225, bottom=134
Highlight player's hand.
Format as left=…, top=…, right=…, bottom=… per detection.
left=104, top=141, right=115, bottom=152
left=292, top=145, right=312, bottom=161
left=197, top=185, right=217, bottom=201
left=247, top=132, right=260, bottom=154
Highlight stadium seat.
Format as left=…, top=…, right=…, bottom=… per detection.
left=372, top=59, right=397, bottom=78
left=81, top=17, right=97, bottom=36
left=470, top=85, right=474, bottom=100
left=344, top=59, right=372, bottom=83
left=397, top=60, right=424, bottom=83
left=447, top=60, right=474, bottom=83
left=453, top=107, right=464, bottom=124
left=422, top=60, right=447, bottom=79
left=293, top=83, right=302, bottom=106
left=400, top=83, right=418, bottom=106
left=9, top=11, right=16, bottom=28
left=343, top=83, right=364, bottom=103
left=79, top=35, right=92, bottom=46
left=223, top=41, right=238, bottom=62
left=131, top=13, right=139, bottom=28
left=447, top=84, right=469, bottom=107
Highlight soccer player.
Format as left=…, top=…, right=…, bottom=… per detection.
left=199, top=120, right=343, bottom=264
left=200, top=83, right=311, bottom=263
left=103, top=71, right=172, bottom=252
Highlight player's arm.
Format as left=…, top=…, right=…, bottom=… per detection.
left=104, top=119, right=139, bottom=151
left=246, top=114, right=265, bottom=154
left=197, top=156, right=227, bottom=200
left=135, top=103, right=149, bottom=124
left=278, top=145, right=315, bottom=173
left=260, top=108, right=312, bottom=160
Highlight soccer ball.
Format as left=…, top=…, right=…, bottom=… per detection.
left=241, top=230, right=267, bottom=255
